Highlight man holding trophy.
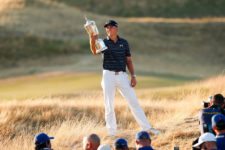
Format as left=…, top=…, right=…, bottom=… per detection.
left=84, top=19, right=160, bottom=136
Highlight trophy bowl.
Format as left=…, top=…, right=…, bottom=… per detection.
left=84, top=19, right=99, bottom=36
left=84, top=17, right=107, bottom=53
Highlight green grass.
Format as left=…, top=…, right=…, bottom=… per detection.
left=0, top=73, right=194, bottom=100
left=0, top=73, right=100, bottom=100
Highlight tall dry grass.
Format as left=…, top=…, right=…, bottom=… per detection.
left=0, top=75, right=225, bottom=149
left=0, top=0, right=24, bottom=25
left=0, top=0, right=24, bottom=12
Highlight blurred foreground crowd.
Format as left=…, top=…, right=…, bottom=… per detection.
left=33, top=94, right=225, bottom=150
left=192, top=93, right=225, bottom=150
left=34, top=130, right=154, bottom=150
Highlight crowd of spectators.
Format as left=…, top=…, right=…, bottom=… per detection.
left=34, top=130, right=154, bottom=150
left=33, top=93, right=225, bottom=150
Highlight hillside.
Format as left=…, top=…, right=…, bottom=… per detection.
left=1, top=1, right=225, bottom=149
left=0, top=75, right=224, bottom=149
left=40, top=0, right=225, bottom=18
left=0, top=0, right=225, bottom=78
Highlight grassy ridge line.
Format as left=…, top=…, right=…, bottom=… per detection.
left=48, top=0, right=225, bottom=18
left=0, top=0, right=24, bottom=12
left=127, top=17, right=225, bottom=23
left=0, top=75, right=224, bottom=149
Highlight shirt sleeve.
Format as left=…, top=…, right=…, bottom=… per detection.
left=125, top=40, right=131, bottom=57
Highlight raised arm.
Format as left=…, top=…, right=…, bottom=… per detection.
left=89, top=34, right=98, bottom=55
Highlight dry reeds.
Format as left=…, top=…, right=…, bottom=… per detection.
left=0, top=75, right=224, bottom=149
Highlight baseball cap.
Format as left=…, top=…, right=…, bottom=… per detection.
left=192, top=133, right=216, bottom=148
left=114, top=138, right=128, bottom=149
left=34, top=132, right=54, bottom=145
left=104, top=20, right=118, bottom=28
left=136, top=131, right=150, bottom=140
left=97, top=144, right=111, bottom=150
left=212, top=114, right=225, bottom=130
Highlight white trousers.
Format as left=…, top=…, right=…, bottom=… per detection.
left=101, top=70, right=152, bottom=135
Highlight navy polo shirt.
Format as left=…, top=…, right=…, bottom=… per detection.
left=216, top=133, right=225, bottom=150
left=138, top=146, right=154, bottom=150
left=102, top=36, right=131, bottom=72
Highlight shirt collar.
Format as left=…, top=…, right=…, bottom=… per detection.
left=138, top=146, right=154, bottom=150
left=107, top=36, right=121, bottom=41
left=217, top=132, right=225, bottom=137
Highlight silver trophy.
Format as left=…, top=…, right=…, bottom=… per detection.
left=84, top=17, right=107, bottom=53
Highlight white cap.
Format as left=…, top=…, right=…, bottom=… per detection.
left=97, top=144, right=111, bottom=150
left=203, top=96, right=213, bottom=103
left=193, top=133, right=216, bottom=148
left=207, top=96, right=213, bottom=102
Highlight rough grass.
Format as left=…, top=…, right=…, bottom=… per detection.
left=0, top=0, right=24, bottom=12
left=0, top=75, right=224, bottom=149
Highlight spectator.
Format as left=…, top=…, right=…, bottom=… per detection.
left=34, top=132, right=54, bottom=150
left=114, top=138, right=129, bottom=150
left=97, top=144, right=111, bottom=150
left=135, top=131, right=154, bottom=150
left=199, top=94, right=225, bottom=134
left=212, top=114, right=225, bottom=150
left=192, top=132, right=217, bottom=150
left=83, top=133, right=101, bottom=150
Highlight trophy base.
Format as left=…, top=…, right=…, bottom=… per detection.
left=96, top=46, right=108, bottom=54
left=95, top=39, right=108, bottom=54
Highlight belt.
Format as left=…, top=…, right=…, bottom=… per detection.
left=106, top=69, right=125, bottom=75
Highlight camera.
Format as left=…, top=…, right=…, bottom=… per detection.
left=202, top=101, right=210, bottom=108
left=202, top=96, right=213, bottom=108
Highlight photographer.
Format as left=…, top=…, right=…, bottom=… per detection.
left=199, top=94, right=225, bottom=134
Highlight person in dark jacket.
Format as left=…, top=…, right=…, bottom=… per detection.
left=199, top=94, right=225, bottom=134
